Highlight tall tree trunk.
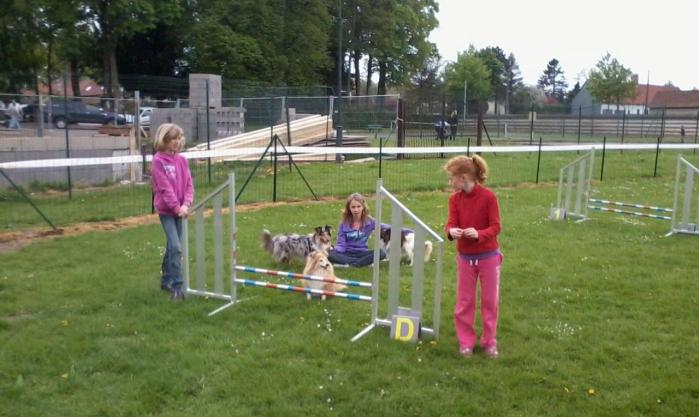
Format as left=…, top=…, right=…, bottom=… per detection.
left=101, top=32, right=120, bottom=99
left=365, top=55, right=373, bottom=95
left=33, top=65, right=39, bottom=96
left=377, top=60, right=387, bottom=95
left=47, top=38, right=53, bottom=96
left=70, top=58, right=81, bottom=97
left=353, top=48, right=361, bottom=96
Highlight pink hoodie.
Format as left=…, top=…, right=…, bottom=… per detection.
left=151, top=151, right=194, bottom=216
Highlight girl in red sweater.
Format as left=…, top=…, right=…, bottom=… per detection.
left=444, top=155, right=502, bottom=358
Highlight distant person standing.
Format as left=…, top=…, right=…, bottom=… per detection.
left=448, top=110, right=458, bottom=140
left=680, top=125, right=686, bottom=143
left=7, top=100, right=22, bottom=130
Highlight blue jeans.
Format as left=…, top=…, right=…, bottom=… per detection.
left=159, top=214, right=183, bottom=290
left=9, top=116, right=20, bottom=129
left=328, top=249, right=386, bottom=267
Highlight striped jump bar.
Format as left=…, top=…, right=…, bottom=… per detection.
left=587, top=205, right=672, bottom=221
left=234, top=278, right=372, bottom=302
left=588, top=199, right=673, bottom=213
left=236, top=265, right=372, bottom=288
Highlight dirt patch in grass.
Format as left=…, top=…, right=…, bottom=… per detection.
left=0, top=196, right=346, bottom=254
left=0, top=181, right=557, bottom=254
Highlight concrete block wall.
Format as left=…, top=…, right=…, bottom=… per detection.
left=150, top=107, right=245, bottom=143
left=0, top=137, right=138, bottom=188
left=189, top=74, right=222, bottom=108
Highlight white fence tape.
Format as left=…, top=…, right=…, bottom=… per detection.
left=1, top=143, right=698, bottom=170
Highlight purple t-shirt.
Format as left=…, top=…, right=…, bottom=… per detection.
left=334, top=219, right=379, bottom=253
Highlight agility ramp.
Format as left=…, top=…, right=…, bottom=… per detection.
left=189, top=115, right=332, bottom=159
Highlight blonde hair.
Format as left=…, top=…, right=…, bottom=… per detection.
left=154, top=123, right=185, bottom=152
left=443, top=155, right=489, bottom=184
left=342, top=193, right=370, bottom=225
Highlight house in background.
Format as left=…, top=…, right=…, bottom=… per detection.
left=571, top=82, right=679, bottom=116
left=648, top=90, right=699, bottom=117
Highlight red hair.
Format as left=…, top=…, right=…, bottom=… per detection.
left=443, top=155, right=489, bottom=183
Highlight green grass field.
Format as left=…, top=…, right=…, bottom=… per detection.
left=1, top=174, right=698, bottom=416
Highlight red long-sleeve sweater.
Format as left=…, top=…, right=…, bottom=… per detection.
left=445, top=184, right=501, bottom=255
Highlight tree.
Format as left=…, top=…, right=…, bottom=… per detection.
left=510, top=85, right=546, bottom=113
left=444, top=46, right=492, bottom=145
left=566, top=81, right=581, bottom=104
left=362, top=0, right=439, bottom=94
left=80, top=0, right=184, bottom=97
left=0, top=1, right=44, bottom=92
left=189, top=0, right=331, bottom=86
left=503, top=53, right=523, bottom=113
left=587, top=53, right=637, bottom=113
left=537, top=58, right=568, bottom=102
left=475, top=46, right=506, bottom=108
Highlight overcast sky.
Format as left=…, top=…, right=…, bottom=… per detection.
left=429, top=0, right=699, bottom=90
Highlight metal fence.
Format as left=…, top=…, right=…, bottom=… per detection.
left=2, top=142, right=699, bottom=233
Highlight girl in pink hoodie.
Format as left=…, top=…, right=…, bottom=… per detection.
left=151, top=123, right=194, bottom=301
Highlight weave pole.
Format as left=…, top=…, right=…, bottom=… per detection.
left=234, top=278, right=372, bottom=302
left=588, top=199, right=673, bottom=213
left=235, top=265, right=372, bottom=288
left=587, top=205, right=672, bottom=221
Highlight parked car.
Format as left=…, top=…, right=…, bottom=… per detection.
left=23, top=101, right=130, bottom=128
left=138, top=106, right=155, bottom=127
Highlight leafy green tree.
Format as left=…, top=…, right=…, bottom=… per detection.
left=188, top=0, right=331, bottom=85
left=476, top=46, right=506, bottom=105
left=444, top=46, right=492, bottom=145
left=363, top=0, right=438, bottom=94
left=79, top=0, right=184, bottom=97
left=587, top=53, right=637, bottom=113
left=503, top=53, right=523, bottom=113
left=537, top=58, right=568, bottom=102
left=0, top=0, right=44, bottom=92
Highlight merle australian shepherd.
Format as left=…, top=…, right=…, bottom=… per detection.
left=261, top=225, right=333, bottom=264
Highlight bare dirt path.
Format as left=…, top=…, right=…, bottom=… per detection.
left=0, top=197, right=345, bottom=254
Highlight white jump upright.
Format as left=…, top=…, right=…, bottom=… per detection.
left=181, top=172, right=240, bottom=315
left=668, top=155, right=699, bottom=236
left=549, top=150, right=595, bottom=222
left=351, top=178, right=445, bottom=342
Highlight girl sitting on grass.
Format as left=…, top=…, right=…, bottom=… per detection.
left=328, top=193, right=386, bottom=267
left=444, top=155, right=502, bottom=358
left=151, top=123, right=194, bottom=301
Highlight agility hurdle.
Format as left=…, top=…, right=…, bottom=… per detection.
left=588, top=199, right=672, bottom=221
left=668, top=155, right=699, bottom=236
left=549, top=150, right=595, bottom=222
left=181, top=172, right=373, bottom=316
left=182, top=173, right=238, bottom=305
left=351, top=178, right=445, bottom=342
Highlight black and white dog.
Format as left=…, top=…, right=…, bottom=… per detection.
left=261, top=225, right=333, bottom=264
left=379, top=227, right=433, bottom=266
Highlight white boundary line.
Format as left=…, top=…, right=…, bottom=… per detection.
left=1, top=143, right=698, bottom=170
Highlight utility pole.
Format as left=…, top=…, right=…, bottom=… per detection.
left=463, top=79, right=467, bottom=121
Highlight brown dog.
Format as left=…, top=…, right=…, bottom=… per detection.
left=302, top=251, right=347, bottom=300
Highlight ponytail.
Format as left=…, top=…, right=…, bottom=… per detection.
left=471, top=155, right=489, bottom=183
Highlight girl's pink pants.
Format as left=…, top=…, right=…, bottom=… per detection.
left=454, top=252, right=503, bottom=350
